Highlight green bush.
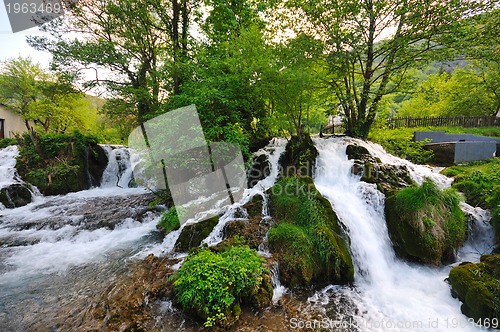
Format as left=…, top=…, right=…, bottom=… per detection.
left=172, top=245, right=269, bottom=327
left=0, top=137, right=17, bottom=149
left=157, top=207, right=182, bottom=234
left=385, top=178, right=467, bottom=264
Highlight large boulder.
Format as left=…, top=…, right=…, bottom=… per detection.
left=385, top=179, right=467, bottom=265
left=279, top=134, right=318, bottom=178
left=0, top=183, right=32, bottom=208
left=448, top=255, right=500, bottom=322
left=247, top=154, right=271, bottom=188
left=267, top=176, right=354, bottom=288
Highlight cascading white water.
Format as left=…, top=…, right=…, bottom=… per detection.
left=0, top=146, right=21, bottom=189
left=100, top=145, right=135, bottom=188
left=312, top=137, right=487, bottom=332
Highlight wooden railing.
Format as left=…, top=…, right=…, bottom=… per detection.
left=387, top=115, right=500, bottom=129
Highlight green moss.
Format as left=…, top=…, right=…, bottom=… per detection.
left=171, top=245, right=271, bottom=328
left=449, top=255, right=500, bottom=322
left=268, top=176, right=354, bottom=288
left=385, top=178, right=466, bottom=265
left=174, top=216, right=219, bottom=252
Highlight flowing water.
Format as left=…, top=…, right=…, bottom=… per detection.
left=0, top=137, right=495, bottom=331
left=311, top=137, right=494, bottom=332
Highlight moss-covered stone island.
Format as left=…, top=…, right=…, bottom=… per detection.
left=385, top=178, right=467, bottom=265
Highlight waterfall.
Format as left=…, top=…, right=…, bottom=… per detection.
left=100, top=145, right=134, bottom=188
left=312, top=137, right=486, bottom=332
left=0, top=145, right=21, bottom=189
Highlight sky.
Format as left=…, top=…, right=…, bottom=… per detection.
left=0, top=3, right=53, bottom=68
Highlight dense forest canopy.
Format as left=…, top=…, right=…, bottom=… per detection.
left=0, top=0, right=496, bottom=145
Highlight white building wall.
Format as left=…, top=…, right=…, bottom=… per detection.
left=0, top=105, right=29, bottom=138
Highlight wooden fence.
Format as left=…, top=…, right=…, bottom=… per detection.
left=387, top=115, right=500, bottom=129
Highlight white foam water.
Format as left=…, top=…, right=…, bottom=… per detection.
left=312, top=137, right=486, bottom=332
left=0, top=145, right=20, bottom=189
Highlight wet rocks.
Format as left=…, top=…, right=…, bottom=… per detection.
left=247, top=154, right=271, bottom=188
left=346, top=143, right=414, bottom=196
left=80, top=254, right=176, bottom=332
left=0, top=183, right=32, bottom=208
left=448, top=254, right=500, bottom=322
left=280, top=135, right=318, bottom=177
left=222, top=195, right=271, bottom=250
left=174, top=216, right=219, bottom=252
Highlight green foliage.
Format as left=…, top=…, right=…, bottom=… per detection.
left=15, top=132, right=103, bottom=195
left=0, top=138, right=17, bottom=149
left=172, top=245, right=269, bottom=327
left=443, top=158, right=500, bottom=242
left=398, top=69, right=499, bottom=117
left=157, top=207, right=182, bottom=234
left=268, top=176, right=354, bottom=287
left=385, top=178, right=467, bottom=264
left=0, top=57, right=94, bottom=134
left=369, top=128, right=434, bottom=164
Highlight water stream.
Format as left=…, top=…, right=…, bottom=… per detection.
left=0, top=137, right=495, bottom=331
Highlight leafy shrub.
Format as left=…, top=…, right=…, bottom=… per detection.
left=172, top=245, right=269, bottom=327
left=0, top=138, right=17, bottom=149
left=157, top=207, right=182, bottom=234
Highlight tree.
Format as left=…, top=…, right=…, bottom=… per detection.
left=444, top=9, right=500, bottom=116
left=0, top=57, right=45, bottom=132
left=264, top=34, right=328, bottom=136
left=0, top=57, right=93, bottom=134
left=284, top=0, right=491, bottom=137
left=28, top=0, right=199, bottom=123
left=398, top=69, right=498, bottom=117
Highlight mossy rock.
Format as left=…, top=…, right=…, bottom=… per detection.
left=448, top=255, right=500, bottom=322
left=0, top=183, right=32, bottom=208
left=174, top=216, right=219, bottom=252
left=279, top=134, right=318, bottom=177
left=385, top=179, right=467, bottom=265
left=267, top=176, right=354, bottom=288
